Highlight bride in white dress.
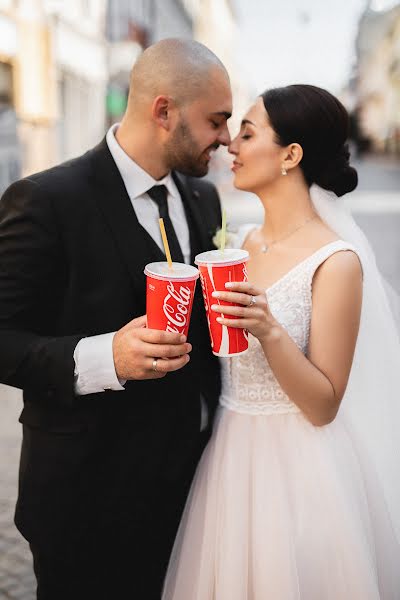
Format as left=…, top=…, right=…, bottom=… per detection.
left=162, top=85, right=400, bottom=599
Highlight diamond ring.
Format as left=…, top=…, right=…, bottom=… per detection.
left=249, top=295, right=257, bottom=307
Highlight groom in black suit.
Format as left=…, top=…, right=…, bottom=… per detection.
left=0, top=39, right=232, bottom=599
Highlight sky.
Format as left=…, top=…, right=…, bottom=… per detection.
left=233, top=0, right=399, bottom=96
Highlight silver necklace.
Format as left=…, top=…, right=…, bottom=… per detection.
left=259, top=214, right=318, bottom=254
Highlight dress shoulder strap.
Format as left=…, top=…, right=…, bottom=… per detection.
left=305, top=239, right=360, bottom=282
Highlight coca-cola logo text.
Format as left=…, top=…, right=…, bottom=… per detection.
left=163, top=281, right=191, bottom=333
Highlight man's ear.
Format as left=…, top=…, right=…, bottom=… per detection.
left=152, top=95, right=175, bottom=131
left=283, top=143, right=303, bottom=171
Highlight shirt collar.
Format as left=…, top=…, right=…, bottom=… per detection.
left=106, top=123, right=179, bottom=200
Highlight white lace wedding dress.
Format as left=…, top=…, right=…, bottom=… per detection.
left=162, top=233, right=400, bottom=600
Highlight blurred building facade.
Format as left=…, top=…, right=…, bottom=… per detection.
left=0, top=0, right=108, bottom=191
left=1, top=0, right=249, bottom=193
left=352, top=3, right=400, bottom=155
left=0, top=0, right=21, bottom=192
left=105, top=0, right=194, bottom=126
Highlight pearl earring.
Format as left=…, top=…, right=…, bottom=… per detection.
left=281, top=165, right=287, bottom=176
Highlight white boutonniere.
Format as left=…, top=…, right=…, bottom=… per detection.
left=212, top=224, right=238, bottom=250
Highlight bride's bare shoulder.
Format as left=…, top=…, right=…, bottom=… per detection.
left=313, top=247, right=363, bottom=300
left=307, top=220, right=363, bottom=288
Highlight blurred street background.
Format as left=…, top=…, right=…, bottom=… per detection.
left=0, top=0, right=399, bottom=597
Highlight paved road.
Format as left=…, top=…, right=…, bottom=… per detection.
left=0, top=154, right=398, bottom=599
left=354, top=154, right=400, bottom=192
left=0, top=386, right=35, bottom=600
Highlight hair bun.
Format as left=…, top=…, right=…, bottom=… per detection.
left=315, top=144, right=358, bottom=197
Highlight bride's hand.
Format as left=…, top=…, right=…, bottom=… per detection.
left=210, top=281, right=281, bottom=343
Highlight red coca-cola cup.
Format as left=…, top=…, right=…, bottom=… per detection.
left=195, top=249, right=250, bottom=357
left=144, top=262, right=199, bottom=338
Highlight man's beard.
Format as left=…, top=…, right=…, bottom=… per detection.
left=165, top=118, right=218, bottom=178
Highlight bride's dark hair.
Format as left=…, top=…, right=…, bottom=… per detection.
left=261, top=84, right=358, bottom=197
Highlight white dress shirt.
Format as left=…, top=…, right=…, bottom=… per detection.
left=73, top=125, right=207, bottom=430
left=105, top=124, right=191, bottom=265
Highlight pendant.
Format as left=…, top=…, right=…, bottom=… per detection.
left=261, top=245, right=268, bottom=253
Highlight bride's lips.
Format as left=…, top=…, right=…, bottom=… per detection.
left=231, top=161, right=243, bottom=172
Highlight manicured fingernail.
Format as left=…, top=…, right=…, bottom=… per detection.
left=212, top=291, right=220, bottom=298
left=225, top=282, right=233, bottom=288
left=216, top=317, right=223, bottom=322
left=211, top=304, right=218, bottom=310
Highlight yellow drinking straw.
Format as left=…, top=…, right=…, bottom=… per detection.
left=220, top=208, right=227, bottom=253
left=159, top=218, right=173, bottom=269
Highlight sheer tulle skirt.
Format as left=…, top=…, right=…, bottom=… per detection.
left=162, top=407, right=400, bottom=600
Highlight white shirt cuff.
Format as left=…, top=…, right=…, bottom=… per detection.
left=74, top=332, right=126, bottom=395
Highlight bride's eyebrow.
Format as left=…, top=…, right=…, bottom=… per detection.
left=241, top=119, right=256, bottom=127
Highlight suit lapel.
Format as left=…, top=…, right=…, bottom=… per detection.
left=90, top=139, right=163, bottom=304
left=89, top=143, right=213, bottom=304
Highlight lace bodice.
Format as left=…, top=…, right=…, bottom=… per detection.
left=219, top=228, right=357, bottom=416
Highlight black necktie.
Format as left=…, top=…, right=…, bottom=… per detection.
left=147, top=185, right=185, bottom=264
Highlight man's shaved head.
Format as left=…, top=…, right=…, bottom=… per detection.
left=116, top=38, right=232, bottom=179
left=128, top=38, right=229, bottom=109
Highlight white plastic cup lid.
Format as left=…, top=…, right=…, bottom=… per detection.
left=195, top=249, right=249, bottom=267
left=144, top=262, right=199, bottom=282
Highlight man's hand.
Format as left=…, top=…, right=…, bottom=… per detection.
left=113, top=316, right=192, bottom=381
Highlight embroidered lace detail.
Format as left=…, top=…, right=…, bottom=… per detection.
left=219, top=232, right=357, bottom=416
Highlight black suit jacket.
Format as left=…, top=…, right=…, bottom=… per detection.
left=0, top=140, right=221, bottom=567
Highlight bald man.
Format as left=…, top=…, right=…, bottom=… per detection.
left=0, top=39, right=232, bottom=599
